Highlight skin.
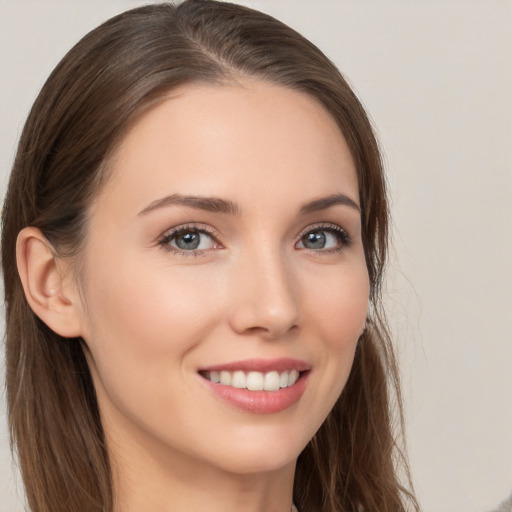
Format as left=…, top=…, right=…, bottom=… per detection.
left=18, top=80, right=369, bottom=512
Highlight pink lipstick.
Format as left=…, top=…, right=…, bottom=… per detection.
left=198, top=358, right=311, bottom=414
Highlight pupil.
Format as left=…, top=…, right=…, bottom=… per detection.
left=176, top=232, right=200, bottom=250
left=304, top=231, right=326, bottom=249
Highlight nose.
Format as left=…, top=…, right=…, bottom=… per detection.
left=227, top=248, right=299, bottom=340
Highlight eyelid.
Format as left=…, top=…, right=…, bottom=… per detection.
left=297, top=222, right=350, bottom=239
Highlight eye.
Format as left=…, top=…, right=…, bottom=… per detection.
left=296, top=225, right=351, bottom=252
left=159, top=225, right=220, bottom=254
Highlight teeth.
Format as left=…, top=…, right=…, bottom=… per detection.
left=247, top=371, right=263, bottom=391
left=205, top=369, right=301, bottom=390
left=288, top=369, right=299, bottom=386
left=231, top=371, right=246, bottom=389
left=263, top=371, right=280, bottom=391
left=220, top=371, right=231, bottom=386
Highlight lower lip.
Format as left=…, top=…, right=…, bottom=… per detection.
left=200, top=372, right=310, bottom=414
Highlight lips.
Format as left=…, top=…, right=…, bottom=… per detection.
left=200, top=358, right=311, bottom=373
left=198, top=358, right=311, bottom=414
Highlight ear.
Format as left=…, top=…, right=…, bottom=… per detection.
left=16, top=227, right=83, bottom=338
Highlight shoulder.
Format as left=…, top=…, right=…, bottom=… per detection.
left=490, top=493, right=512, bottom=512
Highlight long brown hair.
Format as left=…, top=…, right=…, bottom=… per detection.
left=2, top=1, right=419, bottom=511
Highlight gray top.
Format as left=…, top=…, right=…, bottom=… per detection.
left=490, top=493, right=512, bottom=512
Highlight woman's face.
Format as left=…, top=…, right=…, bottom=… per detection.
left=75, top=81, right=369, bottom=476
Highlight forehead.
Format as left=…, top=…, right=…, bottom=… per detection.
left=98, top=80, right=358, bottom=213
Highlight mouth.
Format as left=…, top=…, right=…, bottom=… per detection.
left=199, top=369, right=303, bottom=391
left=197, top=358, right=311, bottom=414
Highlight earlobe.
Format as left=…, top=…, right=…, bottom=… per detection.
left=16, top=227, right=83, bottom=338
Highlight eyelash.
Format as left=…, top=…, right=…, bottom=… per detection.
left=297, top=223, right=353, bottom=254
left=158, top=224, right=220, bottom=257
left=157, top=222, right=352, bottom=257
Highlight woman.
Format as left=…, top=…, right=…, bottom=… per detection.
left=2, top=1, right=419, bottom=511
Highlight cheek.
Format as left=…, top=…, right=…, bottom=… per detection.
left=292, top=258, right=369, bottom=437
left=79, top=255, right=224, bottom=381
left=308, top=258, right=369, bottom=388
left=79, top=256, right=231, bottom=443
left=306, top=262, right=369, bottom=350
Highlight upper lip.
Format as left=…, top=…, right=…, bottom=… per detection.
left=199, top=358, right=311, bottom=373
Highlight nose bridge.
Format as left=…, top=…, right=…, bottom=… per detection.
left=228, top=242, right=299, bottom=338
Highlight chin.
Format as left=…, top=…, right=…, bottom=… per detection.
left=218, top=451, right=298, bottom=476
left=203, top=425, right=310, bottom=476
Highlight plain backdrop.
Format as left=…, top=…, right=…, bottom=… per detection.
left=1, top=1, right=511, bottom=511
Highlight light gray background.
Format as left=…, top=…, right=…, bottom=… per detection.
left=1, top=1, right=511, bottom=511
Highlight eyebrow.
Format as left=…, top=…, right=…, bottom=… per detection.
left=299, top=193, right=360, bottom=214
left=138, top=192, right=360, bottom=217
left=138, top=194, right=240, bottom=216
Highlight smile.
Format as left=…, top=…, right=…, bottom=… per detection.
left=202, top=369, right=300, bottom=391
left=198, top=358, right=311, bottom=414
